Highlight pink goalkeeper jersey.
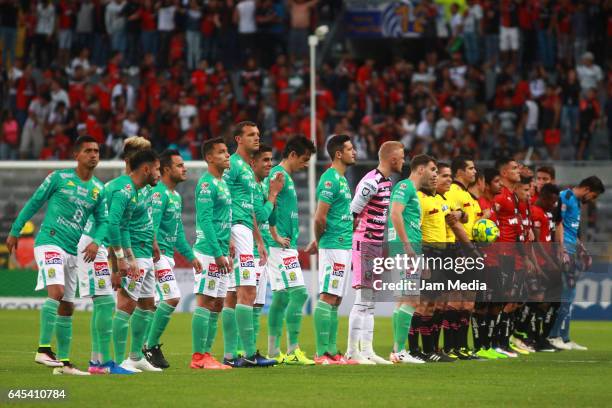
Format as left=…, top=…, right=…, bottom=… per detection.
left=350, top=168, right=392, bottom=243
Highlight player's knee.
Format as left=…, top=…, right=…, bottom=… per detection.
left=166, top=298, right=180, bottom=308
left=58, top=300, right=75, bottom=316
left=47, top=284, right=64, bottom=301
left=289, top=286, right=308, bottom=304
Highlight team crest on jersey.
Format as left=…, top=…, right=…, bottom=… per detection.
left=94, top=262, right=110, bottom=277
left=125, top=184, right=132, bottom=191
left=48, top=268, right=56, bottom=278
left=201, top=182, right=209, bottom=189
left=44, top=251, right=62, bottom=265
left=400, top=183, right=407, bottom=190
left=332, top=263, right=345, bottom=277
left=152, top=192, right=161, bottom=200
left=92, top=188, right=100, bottom=200
left=162, top=283, right=170, bottom=294
left=283, top=256, right=299, bottom=270
left=240, top=254, right=255, bottom=268
left=157, top=268, right=174, bottom=283
left=361, top=187, right=371, bottom=196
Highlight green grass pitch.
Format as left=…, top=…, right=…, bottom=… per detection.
left=1, top=310, right=611, bottom=407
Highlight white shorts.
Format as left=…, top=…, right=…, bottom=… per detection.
left=34, top=245, right=78, bottom=302
left=154, top=254, right=181, bottom=302
left=254, top=258, right=268, bottom=305
left=318, top=248, right=352, bottom=297
left=77, top=235, right=113, bottom=298
left=500, top=26, right=519, bottom=51
left=193, top=251, right=228, bottom=299
left=268, top=247, right=304, bottom=291
left=121, top=258, right=156, bottom=301
left=229, top=224, right=257, bottom=288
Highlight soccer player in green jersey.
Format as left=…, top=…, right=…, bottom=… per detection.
left=248, top=145, right=283, bottom=355
left=6, top=136, right=108, bottom=375
left=306, top=134, right=357, bottom=365
left=191, top=138, right=234, bottom=370
left=106, top=148, right=161, bottom=373
left=143, top=149, right=203, bottom=369
left=387, top=154, right=437, bottom=365
left=79, top=136, right=151, bottom=375
left=266, top=135, right=316, bottom=365
left=222, top=122, right=278, bottom=368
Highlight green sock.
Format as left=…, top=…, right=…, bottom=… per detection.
left=204, top=312, right=219, bottom=353
left=147, top=302, right=175, bottom=347
left=39, top=298, right=59, bottom=347
left=313, top=300, right=332, bottom=356
left=55, top=315, right=73, bottom=361
left=90, top=305, right=99, bottom=361
left=235, top=304, right=256, bottom=357
left=328, top=305, right=339, bottom=355
left=268, top=291, right=289, bottom=356
left=392, top=309, right=399, bottom=352
left=236, top=332, right=244, bottom=354
left=192, top=306, right=210, bottom=354
left=94, top=295, right=115, bottom=363
left=253, top=307, right=262, bottom=347
left=285, top=286, right=308, bottom=353
left=129, top=308, right=153, bottom=359
left=394, top=305, right=414, bottom=352
left=222, top=307, right=238, bottom=359
left=112, top=310, right=131, bottom=363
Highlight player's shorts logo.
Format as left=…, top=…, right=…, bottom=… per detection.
left=332, top=262, right=345, bottom=277
left=94, top=262, right=110, bottom=277
left=162, top=283, right=170, bottom=294
left=240, top=254, right=255, bottom=268
left=157, top=268, right=174, bottom=283
left=98, top=279, right=106, bottom=289
left=44, top=251, right=62, bottom=265
left=207, top=263, right=221, bottom=278
left=331, top=279, right=339, bottom=289
left=48, top=268, right=56, bottom=278
left=289, top=271, right=297, bottom=281
left=128, top=280, right=137, bottom=291
left=242, top=270, right=250, bottom=280
left=208, top=280, right=216, bottom=290
left=282, top=256, right=299, bottom=271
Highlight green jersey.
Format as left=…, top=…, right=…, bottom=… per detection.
left=266, top=165, right=299, bottom=249
left=105, top=174, right=138, bottom=250
left=129, top=185, right=155, bottom=258
left=151, top=182, right=195, bottom=261
left=223, top=153, right=257, bottom=230
left=316, top=167, right=352, bottom=250
left=388, top=179, right=422, bottom=252
left=10, top=169, right=107, bottom=256
left=194, top=172, right=232, bottom=257
left=253, top=180, right=274, bottom=256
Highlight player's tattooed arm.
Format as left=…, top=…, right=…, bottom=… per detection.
left=7, top=172, right=58, bottom=253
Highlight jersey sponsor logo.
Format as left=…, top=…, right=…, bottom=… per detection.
left=283, top=256, right=299, bottom=270
left=400, top=183, right=407, bottom=190
left=157, top=268, right=175, bottom=283
left=44, top=251, right=62, bottom=265
left=66, top=180, right=76, bottom=187
left=125, top=184, right=132, bottom=191
left=152, top=192, right=161, bottom=200
left=324, top=181, right=332, bottom=189
left=77, top=186, right=89, bottom=196
left=428, top=208, right=439, bottom=215
left=240, top=254, right=255, bottom=268
left=332, top=262, right=345, bottom=277
left=201, top=182, right=209, bottom=190
left=94, top=262, right=110, bottom=277
left=207, top=263, right=221, bottom=278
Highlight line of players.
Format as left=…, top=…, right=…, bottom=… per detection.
left=6, top=120, right=604, bottom=373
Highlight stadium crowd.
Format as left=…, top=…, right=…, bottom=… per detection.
left=0, top=0, right=611, bottom=162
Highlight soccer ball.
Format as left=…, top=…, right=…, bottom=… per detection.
left=472, top=219, right=500, bottom=243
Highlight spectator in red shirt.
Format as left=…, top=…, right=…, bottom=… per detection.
left=140, top=0, right=158, bottom=57
left=0, top=110, right=20, bottom=160
left=56, top=0, right=75, bottom=66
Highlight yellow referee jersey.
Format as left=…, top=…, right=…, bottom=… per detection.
left=418, top=190, right=449, bottom=243
left=437, top=194, right=456, bottom=243
left=446, top=181, right=479, bottom=240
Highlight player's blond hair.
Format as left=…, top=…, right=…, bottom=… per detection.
left=122, top=136, right=152, bottom=160
left=378, top=141, right=404, bottom=161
